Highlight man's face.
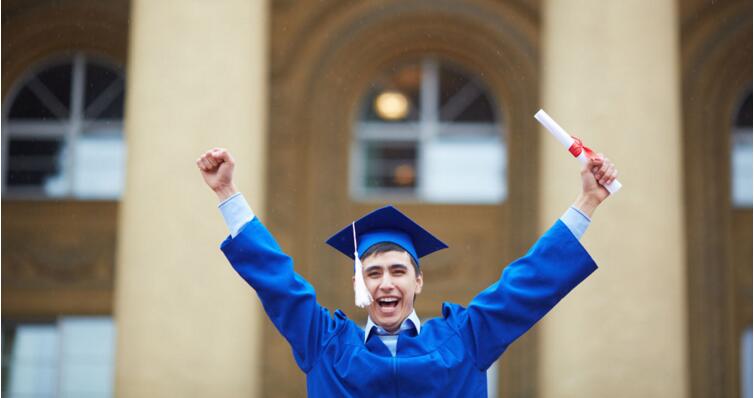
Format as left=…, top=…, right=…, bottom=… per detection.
left=359, top=250, right=423, bottom=333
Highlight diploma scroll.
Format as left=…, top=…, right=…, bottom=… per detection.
left=534, top=109, right=622, bottom=194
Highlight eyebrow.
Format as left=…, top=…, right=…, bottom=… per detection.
left=364, top=263, right=409, bottom=272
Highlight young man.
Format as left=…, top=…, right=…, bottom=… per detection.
left=197, top=147, right=617, bottom=397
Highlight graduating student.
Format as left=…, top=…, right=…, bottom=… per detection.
left=196, top=147, right=618, bottom=397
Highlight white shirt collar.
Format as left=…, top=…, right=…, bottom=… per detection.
left=364, top=310, right=421, bottom=342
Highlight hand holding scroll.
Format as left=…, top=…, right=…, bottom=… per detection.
left=575, top=155, right=618, bottom=216
left=534, top=109, right=620, bottom=217
left=534, top=109, right=622, bottom=194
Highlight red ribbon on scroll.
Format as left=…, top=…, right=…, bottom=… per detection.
left=568, top=136, right=595, bottom=159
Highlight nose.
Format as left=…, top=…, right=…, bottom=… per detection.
left=379, top=274, right=395, bottom=290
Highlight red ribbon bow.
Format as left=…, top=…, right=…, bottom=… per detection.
left=568, top=136, right=595, bottom=159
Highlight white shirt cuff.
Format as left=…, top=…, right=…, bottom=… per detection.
left=559, top=206, right=591, bottom=240
left=218, top=192, right=255, bottom=238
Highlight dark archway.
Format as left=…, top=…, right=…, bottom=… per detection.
left=266, top=1, right=541, bottom=396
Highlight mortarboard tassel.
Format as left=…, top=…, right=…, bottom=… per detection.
left=352, top=222, right=373, bottom=308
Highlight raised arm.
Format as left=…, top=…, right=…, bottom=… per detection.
left=197, top=148, right=344, bottom=372
left=451, top=155, right=617, bottom=370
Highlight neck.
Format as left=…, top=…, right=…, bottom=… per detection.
left=367, top=310, right=418, bottom=333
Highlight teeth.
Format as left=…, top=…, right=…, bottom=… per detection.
left=378, top=298, right=398, bottom=303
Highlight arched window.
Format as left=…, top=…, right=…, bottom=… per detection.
left=351, top=58, right=506, bottom=203
left=2, top=53, right=126, bottom=199
left=731, top=90, right=752, bottom=208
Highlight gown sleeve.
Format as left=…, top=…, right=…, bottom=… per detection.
left=450, top=219, right=598, bottom=370
left=220, top=217, right=344, bottom=372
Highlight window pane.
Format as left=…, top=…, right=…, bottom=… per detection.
left=6, top=138, right=64, bottom=190
left=58, top=317, right=115, bottom=398
left=732, top=92, right=752, bottom=208
left=72, top=128, right=125, bottom=198
left=7, top=63, right=73, bottom=120
left=91, top=89, right=125, bottom=120
left=8, top=86, right=60, bottom=120
left=742, top=327, right=753, bottom=398
left=364, top=141, right=418, bottom=190
left=421, top=137, right=506, bottom=203
left=486, top=359, right=499, bottom=398
left=735, top=94, right=752, bottom=127
left=37, top=63, right=73, bottom=111
left=732, top=130, right=752, bottom=207
left=362, top=63, right=421, bottom=123
left=4, top=324, right=59, bottom=396
left=2, top=318, right=115, bottom=398
left=85, top=63, right=125, bottom=120
left=439, top=65, right=495, bottom=122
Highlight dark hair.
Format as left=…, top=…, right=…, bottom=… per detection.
left=359, top=242, right=420, bottom=275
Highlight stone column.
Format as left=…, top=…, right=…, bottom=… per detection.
left=114, top=1, right=267, bottom=396
left=538, top=1, right=687, bottom=397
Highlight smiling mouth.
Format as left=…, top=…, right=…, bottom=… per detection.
left=377, top=297, right=400, bottom=309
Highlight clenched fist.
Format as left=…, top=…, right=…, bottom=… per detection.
left=574, top=153, right=618, bottom=217
left=197, top=148, right=237, bottom=201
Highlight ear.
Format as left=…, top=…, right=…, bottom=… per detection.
left=415, top=272, right=424, bottom=295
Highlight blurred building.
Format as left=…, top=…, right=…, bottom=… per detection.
left=1, top=0, right=751, bottom=397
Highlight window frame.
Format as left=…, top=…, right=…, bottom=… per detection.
left=350, top=57, right=506, bottom=203
left=1, top=52, right=126, bottom=200
left=1, top=316, right=115, bottom=397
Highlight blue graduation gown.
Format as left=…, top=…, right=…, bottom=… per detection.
left=221, top=218, right=597, bottom=397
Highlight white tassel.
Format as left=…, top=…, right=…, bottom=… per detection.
left=353, top=254, right=372, bottom=308
left=352, top=222, right=373, bottom=308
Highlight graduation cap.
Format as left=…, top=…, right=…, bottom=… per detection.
left=326, top=205, right=448, bottom=308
